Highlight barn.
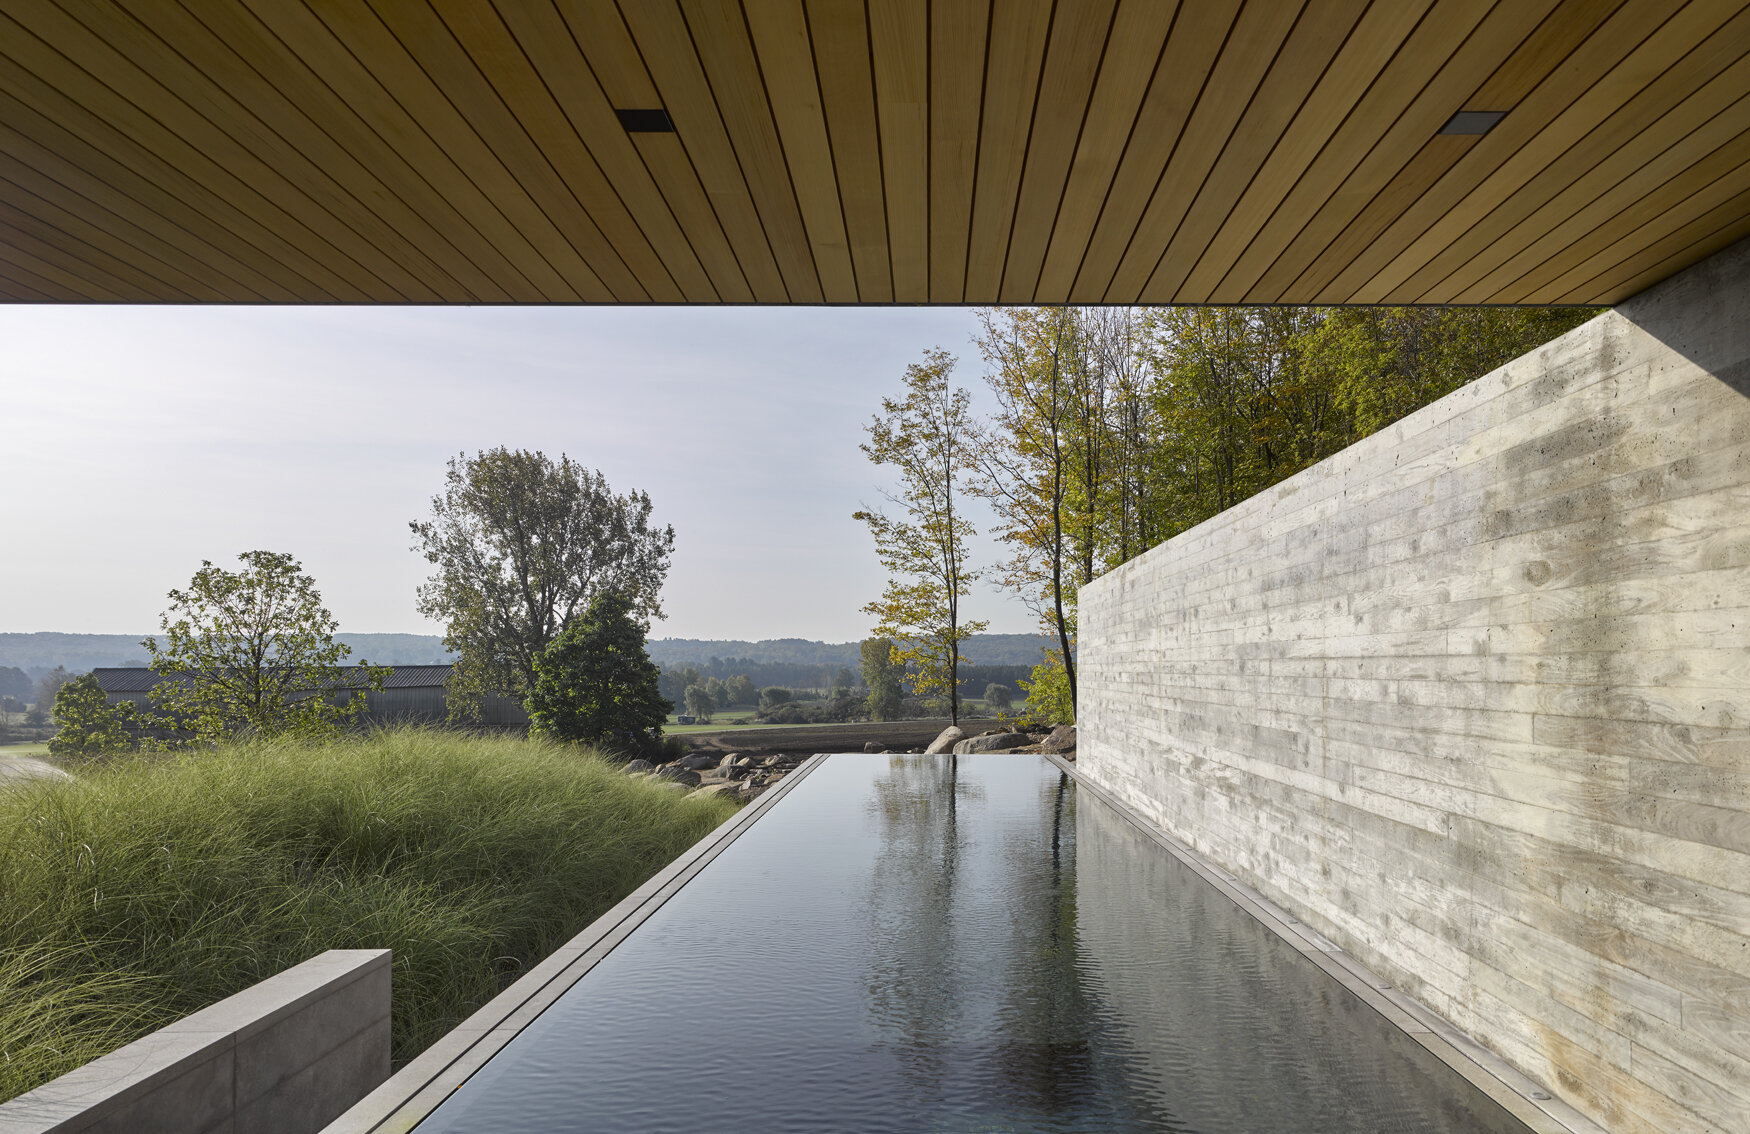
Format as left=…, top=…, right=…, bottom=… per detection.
left=89, top=665, right=528, bottom=728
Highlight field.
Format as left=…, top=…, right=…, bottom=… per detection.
left=0, top=728, right=737, bottom=1103
left=683, top=718, right=965, bottom=757
left=0, top=741, right=50, bottom=757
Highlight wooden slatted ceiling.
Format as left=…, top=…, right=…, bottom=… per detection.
left=1, top=0, right=1748, bottom=305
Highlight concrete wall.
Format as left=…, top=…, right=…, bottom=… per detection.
left=1080, top=237, right=1750, bottom=1134
left=0, top=950, right=390, bottom=1134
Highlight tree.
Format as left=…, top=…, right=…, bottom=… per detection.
left=412, top=449, right=674, bottom=715
left=983, top=682, right=1014, bottom=717
left=1021, top=649, right=1075, bottom=725
left=48, top=674, right=133, bottom=758
left=861, top=637, right=905, bottom=722
left=142, top=552, right=386, bottom=743
left=684, top=683, right=716, bottom=722
left=0, top=666, right=31, bottom=702
left=726, top=674, right=757, bottom=708
left=526, top=591, right=670, bottom=757
left=760, top=687, right=791, bottom=710
left=855, top=348, right=987, bottom=725
left=35, top=667, right=72, bottom=719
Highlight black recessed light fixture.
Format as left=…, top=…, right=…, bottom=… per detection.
left=616, top=108, right=675, bottom=133
left=1440, top=110, right=1506, bottom=135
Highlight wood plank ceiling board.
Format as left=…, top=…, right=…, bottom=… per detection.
left=0, top=96, right=303, bottom=301
left=170, top=0, right=523, bottom=302
left=1103, top=0, right=1308, bottom=303
left=108, top=0, right=488, bottom=302
left=358, top=0, right=642, bottom=300
left=1033, top=0, right=1178, bottom=303
left=1506, top=119, right=1750, bottom=301
left=557, top=0, right=753, bottom=303
left=1140, top=0, right=1373, bottom=304
left=999, top=0, right=1118, bottom=303
left=237, top=0, right=562, bottom=301
left=1559, top=183, right=1750, bottom=303
left=463, top=0, right=718, bottom=301
left=1528, top=128, right=1750, bottom=302
left=0, top=150, right=237, bottom=301
left=928, top=0, right=987, bottom=303
left=6, top=1, right=424, bottom=301
left=1365, top=0, right=1750, bottom=303
left=680, top=0, right=824, bottom=302
left=869, top=0, right=928, bottom=302
left=0, top=12, right=361, bottom=301
left=251, top=0, right=588, bottom=300
left=1208, top=0, right=1526, bottom=304
left=617, top=0, right=792, bottom=301
left=1068, top=0, right=1241, bottom=303
left=1328, top=0, right=1720, bottom=303
left=808, top=0, right=892, bottom=302
left=964, top=0, right=1053, bottom=301
left=744, top=0, right=858, bottom=302
left=0, top=179, right=206, bottom=300
left=4, top=0, right=1750, bottom=305
left=1450, top=46, right=1750, bottom=304
left=1172, top=0, right=1434, bottom=304
left=1270, top=0, right=1609, bottom=303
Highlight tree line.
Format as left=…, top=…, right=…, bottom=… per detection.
left=859, top=305, right=1599, bottom=725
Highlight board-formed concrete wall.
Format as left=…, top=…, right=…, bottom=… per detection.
left=1080, top=237, right=1750, bottom=1134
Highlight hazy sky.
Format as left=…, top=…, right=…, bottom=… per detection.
left=1, top=304, right=1040, bottom=642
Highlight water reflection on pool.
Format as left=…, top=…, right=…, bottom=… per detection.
left=415, top=753, right=1528, bottom=1133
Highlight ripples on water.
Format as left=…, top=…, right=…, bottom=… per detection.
left=416, top=753, right=1529, bottom=1133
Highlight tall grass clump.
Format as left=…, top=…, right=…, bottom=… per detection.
left=0, top=728, right=738, bottom=1102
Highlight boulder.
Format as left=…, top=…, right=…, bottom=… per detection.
left=951, top=731, right=1032, bottom=755
left=924, top=726, right=966, bottom=755
left=1041, top=724, right=1077, bottom=753
left=863, top=741, right=886, bottom=753
left=677, top=753, right=720, bottom=771
left=656, top=767, right=702, bottom=787
left=694, top=783, right=740, bottom=799
left=622, top=759, right=655, bottom=774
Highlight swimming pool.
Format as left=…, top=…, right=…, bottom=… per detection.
left=409, top=753, right=1533, bottom=1133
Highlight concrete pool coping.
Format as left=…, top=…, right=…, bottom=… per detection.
left=1047, top=753, right=1604, bottom=1134
left=319, top=753, right=831, bottom=1134
left=324, top=751, right=1602, bottom=1134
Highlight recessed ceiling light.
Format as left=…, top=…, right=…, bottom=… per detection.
left=615, top=108, right=674, bottom=133
left=1440, top=110, right=1506, bottom=135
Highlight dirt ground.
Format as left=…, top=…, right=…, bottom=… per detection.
left=682, top=718, right=965, bottom=758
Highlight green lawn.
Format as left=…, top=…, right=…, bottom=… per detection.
left=0, top=727, right=737, bottom=1103
left=0, top=742, right=50, bottom=757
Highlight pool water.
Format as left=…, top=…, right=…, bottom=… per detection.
left=415, top=753, right=1530, bottom=1133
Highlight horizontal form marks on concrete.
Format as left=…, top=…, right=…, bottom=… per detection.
left=1079, top=236, right=1750, bottom=1134
left=0, top=949, right=389, bottom=1134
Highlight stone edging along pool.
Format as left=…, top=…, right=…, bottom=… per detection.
left=319, top=753, right=832, bottom=1134
left=1045, top=754, right=1602, bottom=1134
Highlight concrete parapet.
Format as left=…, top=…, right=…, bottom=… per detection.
left=0, top=949, right=390, bottom=1134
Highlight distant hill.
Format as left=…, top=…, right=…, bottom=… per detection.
left=0, top=632, right=451, bottom=676
left=645, top=633, right=1055, bottom=668
left=3, top=630, right=1052, bottom=678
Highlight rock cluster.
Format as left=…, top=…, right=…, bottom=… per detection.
left=623, top=750, right=799, bottom=802
left=924, top=723, right=1076, bottom=759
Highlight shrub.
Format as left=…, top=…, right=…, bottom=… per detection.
left=48, top=675, right=133, bottom=760
left=526, top=592, right=670, bottom=758
left=0, top=728, right=736, bottom=1102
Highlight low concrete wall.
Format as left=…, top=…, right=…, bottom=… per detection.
left=0, top=949, right=390, bottom=1134
left=1080, top=237, right=1750, bottom=1134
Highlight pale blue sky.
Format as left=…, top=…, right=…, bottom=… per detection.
left=0, top=305, right=1036, bottom=641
